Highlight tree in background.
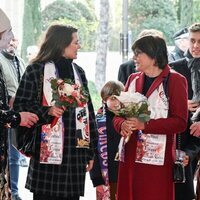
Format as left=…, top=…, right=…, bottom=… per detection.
left=41, top=0, right=97, bottom=51
left=21, top=0, right=42, bottom=61
left=193, top=0, right=200, bottom=22
left=180, top=0, right=193, bottom=27
left=128, top=0, right=178, bottom=45
left=108, top=0, right=122, bottom=51
left=95, top=0, right=109, bottom=92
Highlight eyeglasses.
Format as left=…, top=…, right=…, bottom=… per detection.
left=133, top=49, right=144, bottom=57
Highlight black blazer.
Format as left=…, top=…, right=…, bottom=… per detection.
left=118, top=60, right=136, bottom=85
left=170, top=58, right=200, bottom=200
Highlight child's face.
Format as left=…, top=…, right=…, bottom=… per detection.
left=106, top=95, right=121, bottom=111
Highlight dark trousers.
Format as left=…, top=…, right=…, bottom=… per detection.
left=33, top=193, right=80, bottom=200
left=109, top=182, right=117, bottom=200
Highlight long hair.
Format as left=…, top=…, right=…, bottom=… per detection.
left=31, top=24, right=77, bottom=63
left=132, top=35, right=168, bottom=69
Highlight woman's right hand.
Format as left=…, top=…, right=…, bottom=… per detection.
left=19, top=112, right=39, bottom=128
left=48, top=106, right=65, bottom=117
left=120, top=119, right=135, bottom=137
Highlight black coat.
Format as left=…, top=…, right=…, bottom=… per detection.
left=170, top=58, right=200, bottom=200
left=0, top=68, right=20, bottom=157
left=13, top=60, right=98, bottom=197
left=90, top=108, right=121, bottom=187
left=168, top=46, right=185, bottom=62
left=0, top=68, right=20, bottom=129
left=118, top=60, right=136, bottom=85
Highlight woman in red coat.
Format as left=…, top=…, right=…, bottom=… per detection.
left=113, top=35, right=188, bottom=200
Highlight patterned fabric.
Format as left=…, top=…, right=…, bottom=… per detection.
left=0, top=63, right=20, bottom=200
left=13, top=61, right=98, bottom=197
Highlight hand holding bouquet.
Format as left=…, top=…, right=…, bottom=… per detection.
left=50, top=78, right=89, bottom=127
left=111, top=92, right=151, bottom=143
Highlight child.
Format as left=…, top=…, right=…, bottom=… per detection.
left=90, top=81, right=124, bottom=200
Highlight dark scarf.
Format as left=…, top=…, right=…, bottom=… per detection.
left=54, top=57, right=74, bottom=80
left=184, top=49, right=193, bottom=60
left=188, top=57, right=200, bottom=102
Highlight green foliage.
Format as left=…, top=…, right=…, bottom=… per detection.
left=71, top=1, right=95, bottom=21
left=88, top=81, right=101, bottom=112
left=129, top=0, right=178, bottom=45
left=21, top=0, right=42, bottom=61
left=41, top=0, right=98, bottom=51
left=42, top=0, right=82, bottom=30
left=193, top=0, right=200, bottom=22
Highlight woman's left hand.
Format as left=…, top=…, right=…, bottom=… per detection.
left=86, top=160, right=94, bottom=172
left=127, top=118, right=145, bottom=130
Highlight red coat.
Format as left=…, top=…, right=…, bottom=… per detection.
left=113, top=65, right=188, bottom=200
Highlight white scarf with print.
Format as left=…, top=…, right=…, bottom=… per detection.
left=129, top=76, right=168, bottom=166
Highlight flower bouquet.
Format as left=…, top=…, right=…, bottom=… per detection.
left=111, top=91, right=151, bottom=142
left=111, top=92, right=151, bottom=161
left=50, top=78, right=89, bottom=127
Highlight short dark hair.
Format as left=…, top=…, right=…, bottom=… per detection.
left=132, top=35, right=168, bottom=69
left=32, top=24, right=78, bottom=63
left=189, top=23, right=200, bottom=33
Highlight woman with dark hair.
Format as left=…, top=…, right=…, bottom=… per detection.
left=13, top=24, right=98, bottom=200
left=113, top=35, right=188, bottom=200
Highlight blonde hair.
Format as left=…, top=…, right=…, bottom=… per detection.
left=138, top=29, right=164, bottom=39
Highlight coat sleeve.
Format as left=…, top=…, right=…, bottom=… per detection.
left=89, top=148, right=105, bottom=187
left=13, top=64, right=53, bottom=125
left=0, top=109, right=21, bottom=128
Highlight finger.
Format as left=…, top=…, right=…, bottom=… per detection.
left=31, top=116, right=38, bottom=123
left=33, top=114, right=39, bottom=121
left=62, top=106, right=66, bottom=111
left=193, top=131, right=200, bottom=137
left=28, top=120, right=34, bottom=127
left=190, top=128, right=195, bottom=135
left=190, top=123, right=195, bottom=129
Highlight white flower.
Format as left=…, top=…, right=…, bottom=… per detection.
left=114, top=92, right=147, bottom=106
left=58, top=83, right=74, bottom=96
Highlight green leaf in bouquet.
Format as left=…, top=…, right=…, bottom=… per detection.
left=51, top=79, right=58, bottom=90
left=138, top=113, right=151, bottom=122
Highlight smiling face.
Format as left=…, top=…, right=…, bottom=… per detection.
left=189, top=31, right=200, bottom=58
left=62, top=32, right=81, bottom=59
left=106, top=95, right=121, bottom=111
left=132, top=35, right=168, bottom=73
left=133, top=49, right=156, bottom=72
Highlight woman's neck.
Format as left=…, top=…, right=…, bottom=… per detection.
left=144, top=66, right=162, bottom=78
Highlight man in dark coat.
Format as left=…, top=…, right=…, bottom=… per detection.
left=169, top=23, right=200, bottom=200
left=117, top=59, right=136, bottom=85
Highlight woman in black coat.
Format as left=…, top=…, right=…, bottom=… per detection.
left=13, top=24, right=98, bottom=200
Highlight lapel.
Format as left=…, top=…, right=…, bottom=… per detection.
left=135, top=65, right=170, bottom=98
